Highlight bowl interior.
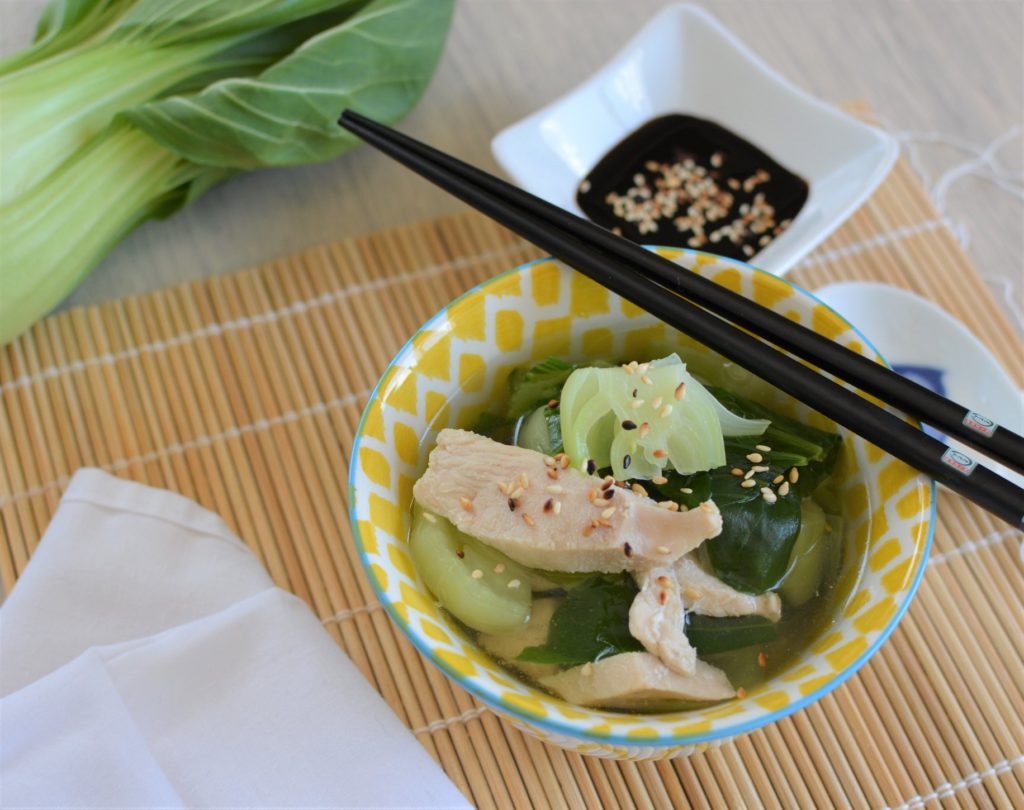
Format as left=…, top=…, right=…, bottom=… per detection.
left=491, top=3, right=897, bottom=276
left=349, top=250, right=932, bottom=756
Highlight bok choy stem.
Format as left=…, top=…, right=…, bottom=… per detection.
left=0, top=0, right=453, bottom=345
left=0, top=123, right=205, bottom=340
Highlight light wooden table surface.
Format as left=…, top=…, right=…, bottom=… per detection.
left=3, top=0, right=1022, bottom=332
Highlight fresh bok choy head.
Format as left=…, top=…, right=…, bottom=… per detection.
left=0, top=0, right=454, bottom=344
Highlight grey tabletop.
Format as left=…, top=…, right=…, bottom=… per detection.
left=3, top=0, right=1022, bottom=334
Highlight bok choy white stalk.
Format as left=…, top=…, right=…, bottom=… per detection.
left=0, top=0, right=454, bottom=344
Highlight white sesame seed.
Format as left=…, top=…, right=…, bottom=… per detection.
left=789, top=468, right=800, bottom=483
left=762, top=491, right=778, bottom=504
left=740, top=479, right=757, bottom=489
left=641, top=374, right=653, bottom=385
left=507, top=579, right=521, bottom=589
left=630, top=399, right=645, bottom=409
left=509, top=487, right=524, bottom=500
left=423, top=512, right=437, bottom=523
left=546, top=484, right=563, bottom=494
left=471, top=569, right=483, bottom=579
left=553, top=500, right=562, bottom=515
left=778, top=481, right=790, bottom=497
left=744, top=469, right=757, bottom=480
left=652, top=476, right=668, bottom=485
left=679, top=487, right=693, bottom=494
left=751, top=465, right=770, bottom=473
left=493, top=563, right=505, bottom=574
left=638, top=422, right=651, bottom=438
left=659, top=404, right=673, bottom=418
left=756, top=444, right=771, bottom=452
left=652, top=396, right=663, bottom=409
left=656, top=545, right=671, bottom=554
left=522, top=513, right=535, bottom=526
left=543, top=455, right=556, bottom=467
left=601, top=507, right=616, bottom=519
left=731, top=468, right=745, bottom=477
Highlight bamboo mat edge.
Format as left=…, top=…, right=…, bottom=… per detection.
left=1, top=151, right=1023, bottom=810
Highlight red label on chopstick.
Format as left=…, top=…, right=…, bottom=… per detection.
left=962, top=411, right=996, bottom=437
left=941, top=448, right=977, bottom=476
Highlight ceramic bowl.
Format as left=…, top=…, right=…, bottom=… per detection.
left=349, top=249, right=933, bottom=759
left=491, top=3, right=898, bottom=276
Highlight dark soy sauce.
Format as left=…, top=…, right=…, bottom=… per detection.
left=576, top=114, right=808, bottom=261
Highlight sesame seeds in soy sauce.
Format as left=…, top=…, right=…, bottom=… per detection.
left=576, top=114, right=808, bottom=260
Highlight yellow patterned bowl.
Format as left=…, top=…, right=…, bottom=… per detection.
left=349, top=249, right=934, bottom=759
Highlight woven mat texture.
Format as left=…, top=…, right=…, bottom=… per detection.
left=1, top=154, right=1022, bottom=809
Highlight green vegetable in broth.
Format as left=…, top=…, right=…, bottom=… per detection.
left=516, top=405, right=563, bottom=455
left=518, top=574, right=643, bottom=665
left=505, top=357, right=577, bottom=418
left=710, top=387, right=843, bottom=493
left=649, top=387, right=843, bottom=593
left=408, top=504, right=531, bottom=635
left=559, top=355, right=768, bottom=481
left=704, top=468, right=803, bottom=593
left=685, top=614, right=778, bottom=654
left=778, top=499, right=829, bottom=606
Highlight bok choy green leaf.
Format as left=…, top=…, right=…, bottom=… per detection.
left=0, top=0, right=453, bottom=344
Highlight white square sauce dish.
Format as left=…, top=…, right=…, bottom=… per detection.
left=491, top=3, right=897, bottom=275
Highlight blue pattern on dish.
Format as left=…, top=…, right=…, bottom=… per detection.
left=892, top=364, right=946, bottom=440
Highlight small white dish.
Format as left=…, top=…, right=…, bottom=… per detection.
left=814, top=281, right=1024, bottom=486
left=491, top=3, right=897, bottom=276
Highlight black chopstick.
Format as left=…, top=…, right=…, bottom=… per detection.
left=341, top=110, right=1024, bottom=476
left=337, top=111, right=1024, bottom=528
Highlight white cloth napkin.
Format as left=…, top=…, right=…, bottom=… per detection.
left=0, top=469, right=470, bottom=809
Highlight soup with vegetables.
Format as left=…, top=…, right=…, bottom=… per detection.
left=409, top=354, right=849, bottom=711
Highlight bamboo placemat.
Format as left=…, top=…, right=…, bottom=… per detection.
left=2, top=152, right=1023, bottom=809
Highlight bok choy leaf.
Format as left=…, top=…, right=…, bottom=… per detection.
left=0, top=0, right=453, bottom=344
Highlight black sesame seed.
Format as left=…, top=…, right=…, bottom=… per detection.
left=508, top=498, right=517, bottom=511
left=621, top=420, right=637, bottom=430
left=586, top=459, right=597, bottom=475
left=623, top=454, right=632, bottom=470
left=623, top=542, right=633, bottom=557
left=543, top=498, right=554, bottom=513
left=456, top=549, right=465, bottom=559
left=631, top=388, right=638, bottom=398
left=605, top=488, right=615, bottom=498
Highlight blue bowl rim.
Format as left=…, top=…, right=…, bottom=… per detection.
left=347, top=248, right=936, bottom=748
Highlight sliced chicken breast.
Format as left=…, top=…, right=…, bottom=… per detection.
left=629, top=566, right=696, bottom=676
left=540, top=652, right=734, bottom=708
left=413, top=429, right=722, bottom=572
left=675, top=554, right=781, bottom=621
